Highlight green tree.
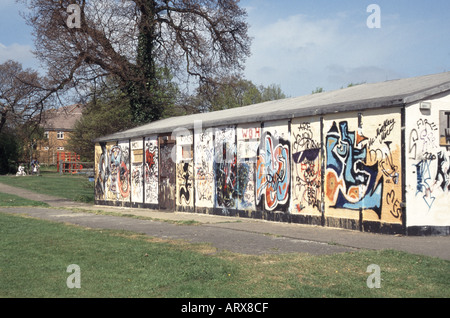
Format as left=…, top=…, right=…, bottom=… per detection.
left=67, top=87, right=134, bottom=162
left=193, top=76, right=287, bottom=112
left=312, top=87, right=324, bottom=94
left=0, top=130, right=22, bottom=174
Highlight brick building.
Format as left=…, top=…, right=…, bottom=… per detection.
left=36, top=104, right=83, bottom=165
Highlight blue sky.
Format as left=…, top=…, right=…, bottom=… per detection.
left=1, top=0, right=450, bottom=97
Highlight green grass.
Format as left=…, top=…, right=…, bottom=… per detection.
left=0, top=172, right=94, bottom=203
left=0, top=192, right=50, bottom=207
left=0, top=212, right=448, bottom=298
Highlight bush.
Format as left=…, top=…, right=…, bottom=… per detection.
left=0, top=132, right=21, bottom=174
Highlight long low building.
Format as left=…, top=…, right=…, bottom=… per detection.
left=94, top=72, right=450, bottom=236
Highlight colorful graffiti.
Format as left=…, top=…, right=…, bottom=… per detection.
left=214, top=127, right=237, bottom=209
left=95, top=141, right=130, bottom=202
left=292, top=121, right=322, bottom=213
left=110, top=143, right=130, bottom=201
left=237, top=125, right=260, bottom=210
left=144, top=137, right=158, bottom=204
left=325, top=121, right=383, bottom=217
left=237, top=162, right=255, bottom=209
left=325, top=116, right=403, bottom=222
left=256, top=131, right=290, bottom=211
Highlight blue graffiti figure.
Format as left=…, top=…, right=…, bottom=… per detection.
left=326, top=121, right=383, bottom=218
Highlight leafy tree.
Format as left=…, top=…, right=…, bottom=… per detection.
left=19, top=0, right=251, bottom=125
left=67, top=86, right=134, bottom=161
left=311, top=87, right=324, bottom=94
left=0, top=130, right=22, bottom=174
left=193, top=76, right=287, bottom=112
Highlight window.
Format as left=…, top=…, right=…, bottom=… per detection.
left=44, top=131, right=49, bottom=139
left=57, top=131, right=64, bottom=140
left=439, top=110, right=450, bottom=146
left=57, top=147, right=65, bottom=151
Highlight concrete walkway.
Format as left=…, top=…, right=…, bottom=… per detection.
left=0, top=182, right=449, bottom=260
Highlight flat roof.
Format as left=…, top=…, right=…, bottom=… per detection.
left=94, top=71, right=450, bottom=142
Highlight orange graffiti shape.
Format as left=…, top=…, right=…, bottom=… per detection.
left=325, top=171, right=343, bottom=201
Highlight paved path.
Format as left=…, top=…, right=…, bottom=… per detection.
left=1, top=182, right=449, bottom=260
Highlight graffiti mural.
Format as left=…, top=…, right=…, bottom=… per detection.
left=237, top=124, right=260, bottom=210
left=144, top=136, right=158, bottom=205
left=131, top=139, right=144, bottom=204
left=291, top=120, right=322, bottom=214
left=214, top=126, right=237, bottom=210
left=95, top=142, right=109, bottom=201
left=194, top=129, right=215, bottom=207
left=94, top=141, right=130, bottom=202
left=326, top=121, right=383, bottom=217
left=324, top=112, right=403, bottom=223
left=256, top=122, right=290, bottom=212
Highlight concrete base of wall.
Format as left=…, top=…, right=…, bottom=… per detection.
left=176, top=205, right=195, bottom=213
left=95, top=199, right=132, bottom=208
left=94, top=200, right=448, bottom=236
left=407, top=226, right=450, bottom=236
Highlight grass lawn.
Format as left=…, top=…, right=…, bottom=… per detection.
left=0, top=212, right=449, bottom=298
left=0, top=172, right=94, bottom=203
left=0, top=192, right=50, bottom=207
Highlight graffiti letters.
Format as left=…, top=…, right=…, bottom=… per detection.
left=409, top=119, right=438, bottom=160
left=409, top=118, right=448, bottom=210
left=368, top=118, right=395, bottom=147
left=292, top=122, right=321, bottom=213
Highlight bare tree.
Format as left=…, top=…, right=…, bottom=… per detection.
left=0, top=60, right=50, bottom=134
left=18, top=0, right=251, bottom=124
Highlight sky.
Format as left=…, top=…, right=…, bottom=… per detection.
left=1, top=0, right=450, bottom=98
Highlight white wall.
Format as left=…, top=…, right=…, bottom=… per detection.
left=406, top=93, right=450, bottom=227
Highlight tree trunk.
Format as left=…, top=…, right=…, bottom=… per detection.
left=127, top=0, right=164, bottom=125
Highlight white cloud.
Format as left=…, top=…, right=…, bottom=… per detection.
left=243, top=10, right=415, bottom=97
left=0, top=42, right=38, bottom=69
